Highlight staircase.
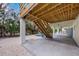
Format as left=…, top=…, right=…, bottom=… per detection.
left=33, top=20, right=53, bottom=38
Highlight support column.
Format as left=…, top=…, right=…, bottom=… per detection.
left=20, top=18, right=26, bottom=44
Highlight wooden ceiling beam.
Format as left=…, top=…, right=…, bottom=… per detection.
left=25, top=14, right=35, bottom=21
left=24, top=4, right=79, bottom=23
left=25, top=14, right=41, bottom=22
left=35, top=3, right=61, bottom=17
left=32, top=4, right=49, bottom=14
left=39, top=4, right=71, bottom=19
left=39, top=4, right=79, bottom=22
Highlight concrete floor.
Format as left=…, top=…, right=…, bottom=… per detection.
left=0, top=37, right=32, bottom=56
left=23, top=35, right=79, bottom=56
left=0, top=35, right=79, bottom=56
left=53, top=34, right=76, bottom=46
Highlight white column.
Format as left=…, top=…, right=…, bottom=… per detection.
left=20, top=18, right=26, bottom=44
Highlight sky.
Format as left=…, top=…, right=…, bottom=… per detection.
left=8, top=3, right=20, bottom=14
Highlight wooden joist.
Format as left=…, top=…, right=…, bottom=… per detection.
left=35, top=3, right=61, bottom=17
left=32, top=4, right=49, bottom=14
left=20, top=3, right=79, bottom=23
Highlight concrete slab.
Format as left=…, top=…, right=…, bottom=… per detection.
left=23, top=35, right=79, bottom=56
left=0, top=35, right=78, bottom=56
left=0, top=37, right=32, bottom=56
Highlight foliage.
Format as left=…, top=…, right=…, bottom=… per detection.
left=25, top=21, right=38, bottom=34
left=0, top=8, right=20, bottom=37
left=4, top=19, right=20, bottom=34
left=0, top=6, right=38, bottom=37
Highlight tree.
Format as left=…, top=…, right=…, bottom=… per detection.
left=25, top=20, right=39, bottom=35
left=0, top=8, right=6, bottom=37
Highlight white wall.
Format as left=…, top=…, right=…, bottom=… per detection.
left=49, top=20, right=75, bottom=35
left=49, top=18, right=79, bottom=46
left=49, top=20, right=74, bottom=29
left=73, top=15, right=79, bottom=46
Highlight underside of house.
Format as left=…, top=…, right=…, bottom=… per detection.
left=20, top=3, right=79, bottom=46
